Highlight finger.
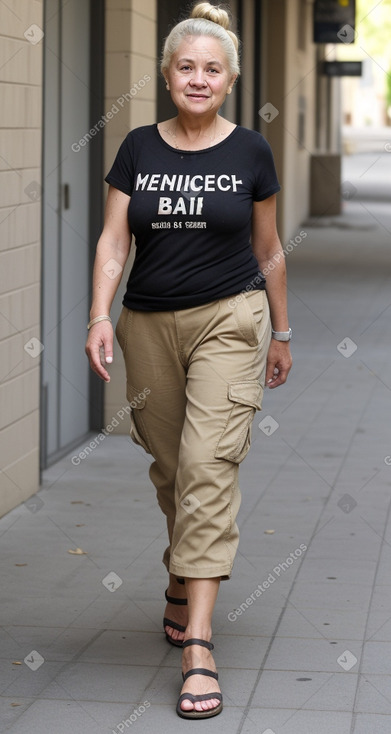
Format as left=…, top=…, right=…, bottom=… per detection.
left=268, top=362, right=291, bottom=389
left=265, top=360, right=277, bottom=386
left=89, top=349, right=111, bottom=382
left=101, top=333, right=113, bottom=365
left=86, top=343, right=111, bottom=382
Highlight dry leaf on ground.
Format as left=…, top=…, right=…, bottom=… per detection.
left=67, top=548, right=87, bottom=555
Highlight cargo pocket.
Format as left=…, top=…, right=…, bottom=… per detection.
left=126, top=383, right=151, bottom=454
left=215, top=381, right=263, bottom=464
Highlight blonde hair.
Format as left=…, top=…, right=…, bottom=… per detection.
left=161, top=2, right=240, bottom=78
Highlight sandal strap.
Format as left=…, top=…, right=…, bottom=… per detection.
left=177, top=692, right=222, bottom=705
left=163, top=618, right=187, bottom=633
left=182, top=667, right=218, bottom=682
left=165, top=589, right=188, bottom=606
left=182, top=638, right=214, bottom=651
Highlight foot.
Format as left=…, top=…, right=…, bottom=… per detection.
left=164, top=576, right=188, bottom=644
left=179, top=640, right=221, bottom=714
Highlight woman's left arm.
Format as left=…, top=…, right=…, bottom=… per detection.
left=251, top=195, right=292, bottom=389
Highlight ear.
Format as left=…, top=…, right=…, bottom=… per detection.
left=227, top=74, right=238, bottom=94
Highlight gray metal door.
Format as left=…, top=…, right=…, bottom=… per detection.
left=41, top=0, right=91, bottom=466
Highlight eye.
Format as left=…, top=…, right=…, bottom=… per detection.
left=208, top=68, right=219, bottom=74
left=180, top=65, right=192, bottom=71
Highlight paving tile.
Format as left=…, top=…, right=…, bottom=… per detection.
left=369, top=586, right=391, bottom=611
left=276, top=605, right=368, bottom=641
left=0, top=626, right=101, bottom=662
left=0, top=659, right=68, bottom=699
left=241, top=707, right=353, bottom=733
left=4, top=699, right=147, bottom=734
left=288, top=581, right=373, bottom=611
left=78, top=630, right=170, bottom=666
left=263, top=637, right=362, bottom=673
left=361, top=642, right=391, bottom=675
left=251, top=669, right=357, bottom=711
left=355, top=674, right=391, bottom=714
left=0, top=698, right=36, bottom=732
left=210, top=634, right=270, bottom=670
left=366, top=610, right=391, bottom=642
left=293, top=556, right=377, bottom=586
left=42, top=662, right=156, bottom=702
left=0, top=594, right=130, bottom=628
left=353, top=712, right=391, bottom=733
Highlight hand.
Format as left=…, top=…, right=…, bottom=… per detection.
left=265, top=340, right=292, bottom=389
left=85, top=321, right=114, bottom=382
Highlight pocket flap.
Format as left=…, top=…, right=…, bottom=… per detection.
left=228, top=381, right=263, bottom=410
left=126, top=383, right=147, bottom=409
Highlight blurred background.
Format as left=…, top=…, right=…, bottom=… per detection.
left=1, top=0, right=390, bottom=516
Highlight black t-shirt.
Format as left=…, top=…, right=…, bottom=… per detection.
left=105, top=124, right=280, bottom=311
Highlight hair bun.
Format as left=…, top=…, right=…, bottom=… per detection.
left=191, top=2, right=231, bottom=31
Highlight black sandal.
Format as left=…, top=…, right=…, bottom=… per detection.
left=176, top=638, right=223, bottom=719
left=163, top=588, right=187, bottom=647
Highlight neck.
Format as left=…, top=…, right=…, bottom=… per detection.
left=175, top=113, right=220, bottom=141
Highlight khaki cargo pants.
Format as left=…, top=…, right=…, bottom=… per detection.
left=115, top=289, right=271, bottom=579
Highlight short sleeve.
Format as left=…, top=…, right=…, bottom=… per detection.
left=104, top=133, right=134, bottom=195
left=253, top=136, right=281, bottom=202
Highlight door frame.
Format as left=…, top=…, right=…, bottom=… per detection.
left=40, top=0, right=105, bottom=470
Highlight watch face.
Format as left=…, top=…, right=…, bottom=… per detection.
left=272, top=328, right=292, bottom=341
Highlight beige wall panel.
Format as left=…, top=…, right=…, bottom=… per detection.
left=106, top=0, right=132, bottom=9
left=105, top=9, right=132, bottom=52
left=0, top=1, right=43, bottom=517
left=0, top=327, right=43, bottom=384
left=131, top=0, right=156, bottom=18
left=0, top=203, right=40, bottom=252
left=130, top=14, right=156, bottom=57
left=0, top=283, right=40, bottom=340
left=0, top=450, right=40, bottom=518
left=0, top=130, right=42, bottom=171
left=0, top=243, right=40, bottom=294
left=0, top=366, right=40, bottom=431
left=105, top=53, right=134, bottom=98
left=0, top=84, right=42, bottom=128
left=0, top=39, right=42, bottom=85
left=129, top=99, right=157, bottom=128
left=0, top=411, right=39, bottom=471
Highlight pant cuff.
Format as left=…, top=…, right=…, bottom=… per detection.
left=169, top=561, right=232, bottom=580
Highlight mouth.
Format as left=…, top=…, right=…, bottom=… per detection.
left=187, top=94, right=209, bottom=100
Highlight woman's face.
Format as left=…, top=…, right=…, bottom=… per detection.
left=165, top=35, right=236, bottom=117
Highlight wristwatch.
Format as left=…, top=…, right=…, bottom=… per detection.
left=272, top=327, right=292, bottom=342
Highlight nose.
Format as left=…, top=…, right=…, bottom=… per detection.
left=189, top=68, right=207, bottom=87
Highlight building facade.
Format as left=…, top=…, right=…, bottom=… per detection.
left=0, top=0, right=341, bottom=517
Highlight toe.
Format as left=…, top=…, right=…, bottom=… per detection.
left=180, top=698, right=195, bottom=711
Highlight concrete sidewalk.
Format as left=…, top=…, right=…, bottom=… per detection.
left=1, top=161, right=391, bottom=733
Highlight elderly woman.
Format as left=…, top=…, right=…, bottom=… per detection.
left=86, top=1, right=292, bottom=720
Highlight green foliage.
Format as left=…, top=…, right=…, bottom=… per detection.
left=356, top=0, right=391, bottom=63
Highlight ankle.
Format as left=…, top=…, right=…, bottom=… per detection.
left=167, top=575, right=187, bottom=599
left=184, top=627, right=212, bottom=644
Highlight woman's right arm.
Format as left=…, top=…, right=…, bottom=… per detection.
left=85, top=185, right=131, bottom=382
